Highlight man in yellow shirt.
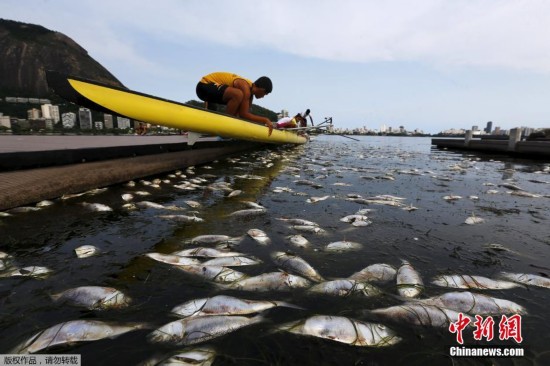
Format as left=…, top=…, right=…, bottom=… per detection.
left=196, top=72, right=273, bottom=136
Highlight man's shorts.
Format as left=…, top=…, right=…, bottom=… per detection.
left=196, top=82, right=228, bottom=105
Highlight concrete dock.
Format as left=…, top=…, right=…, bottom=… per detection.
left=432, top=128, right=550, bottom=159
left=0, top=135, right=265, bottom=211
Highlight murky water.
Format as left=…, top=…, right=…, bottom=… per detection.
left=1, top=136, right=549, bottom=365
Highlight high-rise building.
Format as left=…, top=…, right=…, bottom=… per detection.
left=27, top=108, right=41, bottom=119
left=484, top=121, right=493, bottom=134
left=104, top=114, right=114, bottom=129
left=62, top=112, right=77, bottom=128
left=117, top=116, right=131, bottom=129
left=50, top=105, right=60, bottom=123
left=78, top=108, right=92, bottom=129
left=41, top=104, right=52, bottom=119
left=94, top=121, right=104, bottom=129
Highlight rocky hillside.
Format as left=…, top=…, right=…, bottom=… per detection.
left=0, top=19, right=124, bottom=97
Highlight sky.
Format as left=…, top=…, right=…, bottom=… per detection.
left=2, top=0, right=550, bottom=134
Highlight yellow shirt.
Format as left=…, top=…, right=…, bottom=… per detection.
left=200, top=72, right=252, bottom=88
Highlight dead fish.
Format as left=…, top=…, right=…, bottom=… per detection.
left=499, top=272, right=550, bottom=289
left=271, top=251, right=324, bottom=282
left=13, top=320, right=146, bottom=354
left=188, top=235, right=242, bottom=245
left=158, top=215, right=204, bottom=223
left=136, top=201, right=184, bottom=210
left=74, top=245, right=100, bottom=258
left=202, top=256, right=261, bottom=267
left=278, top=315, right=400, bottom=347
left=139, top=346, right=216, bottom=366
left=145, top=253, right=201, bottom=266
left=50, top=286, right=131, bottom=310
left=80, top=202, right=113, bottom=212
left=325, top=241, right=362, bottom=252
left=184, top=200, right=201, bottom=208
left=340, top=215, right=370, bottom=223
left=306, top=195, right=330, bottom=204
left=121, top=194, right=134, bottom=202
left=401, top=204, right=418, bottom=211
left=174, top=247, right=244, bottom=258
left=235, top=174, right=265, bottom=180
left=247, top=229, right=271, bottom=245
left=366, top=195, right=406, bottom=201
left=349, top=264, right=397, bottom=283
left=277, top=218, right=319, bottom=226
left=228, top=208, right=267, bottom=218
left=413, top=291, right=526, bottom=315
left=134, top=190, right=151, bottom=196
left=287, top=235, right=311, bottom=249
left=443, top=195, right=462, bottom=201
left=148, top=314, right=264, bottom=346
left=176, top=265, right=247, bottom=283
left=432, top=274, right=521, bottom=290
left=465, top=213, right=485, bottom=225
left=36, top=200, right=54, bottom=207
left=227, top=190, right=242, bottom=198
left=396, top=260, right=424, bottom=298
left=171, top=295, right=302, bottom=318
left=309, top=279, right=381, bottom=297
left=508, top=191, right=542, bottom=198
left=499, top=183, right=524, bottom=191
left=371, top=304, right=474, bottom=328
left=292, top=225, right=326, bottom=234
left=0, top=266, right=52, bottom=279
left=221, top=272, right=311, bottom=291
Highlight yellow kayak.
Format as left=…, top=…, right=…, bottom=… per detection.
left=46, top=71, right=307, bottom=145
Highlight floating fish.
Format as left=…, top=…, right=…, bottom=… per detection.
left=278, top=315, right=400, bottom=347
left=292, top=225, right=326, bottom=234
left=187, top=235, right=242, bottom=245
left=202, top=256, right=261, bottom=267
left=443, top=195, right=462, bottom=201
left=222, top=272, right=311, bottom=292
left=413, top=291, right=526, bottom=315
left=432, top=274, right=521, bottom=290
left=349, top=264, right=397, bottom=283
left=271, top=251, right=324, bottom=282
left=148, top=314, right=264, bottom=346
left=0, top=266, right=52, bottom=279
left=171, top=295, right=302, bottom=318
left=145, top=253, right=201, bottom=266
left=121, top=194, right=134, bottom=202
left=174, top=247, right=244, bottom=258
left=133, top=190, right=151, bottom=196
left=465, top=213, right=484, bottom=225
left=309, top=279, right=381, bottom=297
left=13, top=320, right=146, bottom=354
left=498, top=272, right=550, bottom=289
left=176, top=265, right=247, bottom=283
left=184, top=200, right=202, bottom=208
left=287, top=235, right=311, bottom=249
left=396, top=260, right=424, bottom=298
left=139, top=346, right=217, bottom=366
left=36, top=200, right=54, bottom=207
left=306, top=195, right=330, bottom=203
left=136, top=201, right=184, bottom=211
left=372, top=304, right=474, bottom=328
left=74, top=245, right=100, bottom=258
left=499, top=183, right=524, bottom=191
left=508, top=191, right=542, bottom=198
left=277, top=218, right=319, bottom=226
left=241, top=201, right=266, bottom=209
left=80, top=202, right=113, bottom=212
left=247, top=229, right=271, bottom=245
left=50, top=286, right=131, bottom=310
left=340, top=215, right=370, bottom=223
left=325, top=241, right=362, bottom=252
left=228, top=208, right=267, bottom=218
left=158, top=215, right=204, bottom=223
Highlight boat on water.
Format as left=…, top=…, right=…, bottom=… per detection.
left=46, top=71, right=308, bottom=145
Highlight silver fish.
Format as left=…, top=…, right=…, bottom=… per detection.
left=228, top=208, right=267, bottom=217
left=188, top=235, right=242, bottom=245
left=277, top=218, right=319, bottom=226
left=74, top=245, right=100, bottom=258
left=340, top=214, right=370, bottom=223
left=227, top=190, right=242, bottom=197
left=413, top=291, right=526, bottom=315
left=287, top=235, right=311, bottom=249
left=145, top=253, right=201, bottom=266
left=121, top=193, right=134, bottom=202
left=396, top=260, right=424, bottom=298
left=278, top=315, right=400, bottom=347
left=508, top=191, right=542, bottom=198
left=498, top=272, right=550, bottom=289
left=36, top=200, right=55, bottom=207
left=0, top=266, right=52, bottom=279
left=80, top=202, right=113, bottom=212
left=139, top=346, right=216, bottom=366
left=325, top=241, right=362, bottom=252
left=184, top=200, right=201, bottom=208
left=372, top=304, right=474, bottom=327
left=293, top=225, right=326, bottom=234
left=171, top=295, right=302, bottom=318
left=134, top=190, right=152, bottom=196
left=176, top=265, right=247, bottom=283
left=432, top=274, right=521, bottom=290
left=309, top=279, right=381, bottom=297
left=174, top=247, right=244, bottom=258
left=349, top=264, right=397, bottom=283
left=13, top=320, right=146, bottom=354
left=222, top=272, right=311, bottom=291
left=148, top=314, right=264, bottom=345
left=158, top=215, right=204, bottom=223
left=202, top=256, right=261, bottom=267
left=499, top=183, right=523, bottom=191
left=443, top=195, right=462, bottom=201
left=465, top=214, right=485, bottom=225
left=50, top=286, right=131, bottom=310
left=306, top=195, right=330, bottom=203
left=271, top=251, right=324, bottom=282
left=247, top=229, right=271, bottom=245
